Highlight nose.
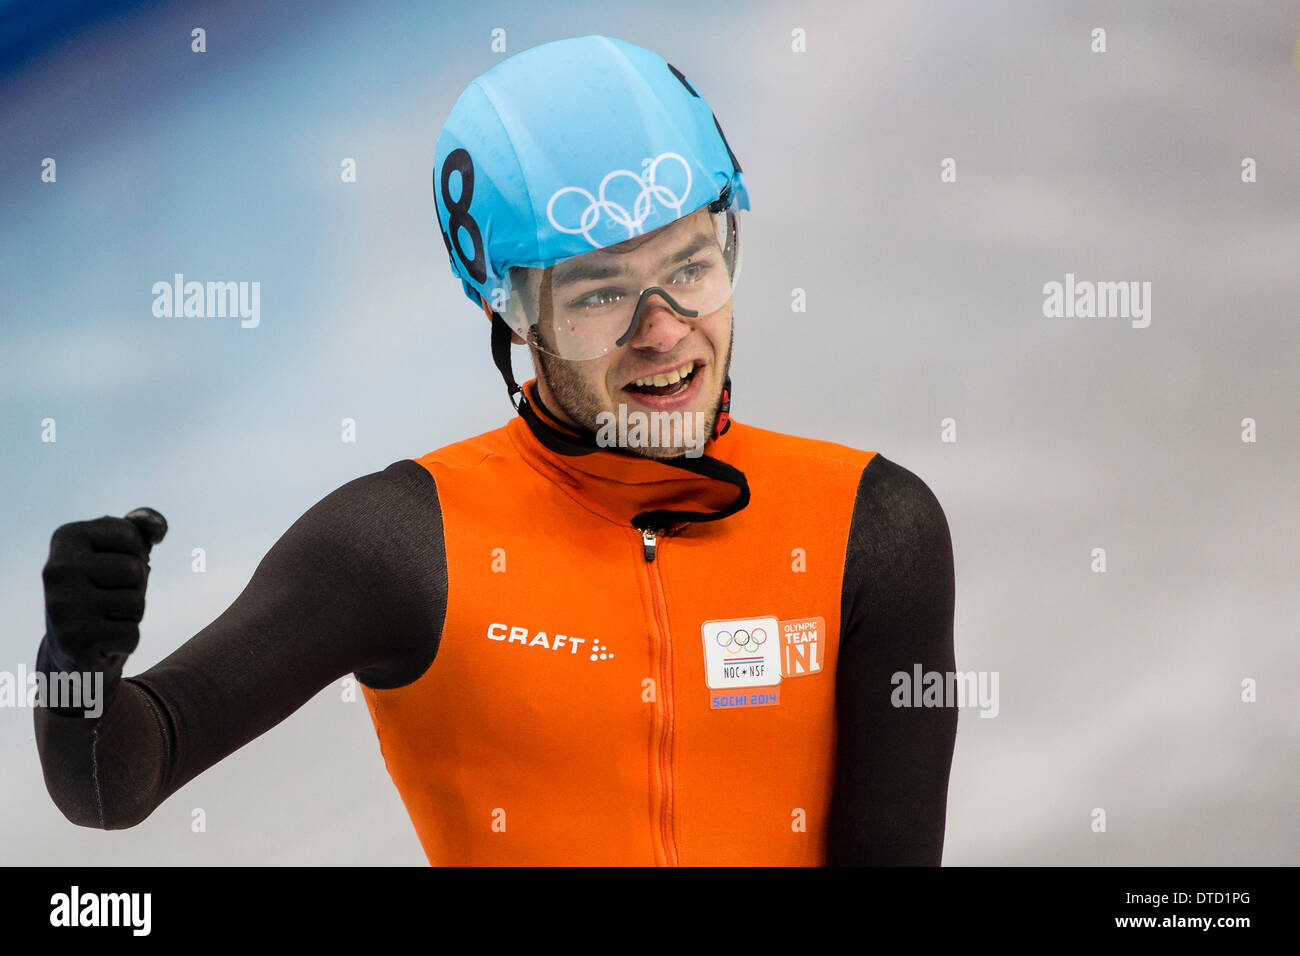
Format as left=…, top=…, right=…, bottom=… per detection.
left=620, top=287, right=695, bottom=351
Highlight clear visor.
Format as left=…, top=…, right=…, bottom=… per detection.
left=498, top=197, right=742, bottom=361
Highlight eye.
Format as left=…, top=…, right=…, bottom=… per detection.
left=671, top=261, right=710, bottom=284
left=572, top=288, right=626, bottom=310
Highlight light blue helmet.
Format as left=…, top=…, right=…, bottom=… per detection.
left=433, top=34, right=750, bottom=315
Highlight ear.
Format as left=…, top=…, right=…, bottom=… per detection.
left=481, top=297, right=527, bottom=346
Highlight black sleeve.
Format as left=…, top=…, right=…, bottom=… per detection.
left=827, top=453, right=959, bottom=865
left=33, top=458, right=447, bottom=830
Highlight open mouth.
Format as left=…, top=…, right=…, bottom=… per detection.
left=623, top=361, right=698, bottom=398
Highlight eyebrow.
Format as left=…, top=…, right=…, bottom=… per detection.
left=551, top=231, right=716, bottom=289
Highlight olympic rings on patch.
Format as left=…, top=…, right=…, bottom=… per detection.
left=715, top=626, right=766, bottom=654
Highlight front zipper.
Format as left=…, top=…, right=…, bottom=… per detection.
left=639, top=526, right=679, bottom=866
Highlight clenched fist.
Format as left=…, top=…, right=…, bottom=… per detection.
left=37, top=508, right=167, bottom=715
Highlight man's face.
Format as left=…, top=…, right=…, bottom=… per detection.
left=486, top=206, right=734, bottom=459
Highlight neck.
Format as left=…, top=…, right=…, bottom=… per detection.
left=510, top=378, right=750, bottom=531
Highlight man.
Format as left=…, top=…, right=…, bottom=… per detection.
left=34, top=34, right=958, bottom=865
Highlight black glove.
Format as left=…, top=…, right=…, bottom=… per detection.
left=36, top=508, right=167, bottom=717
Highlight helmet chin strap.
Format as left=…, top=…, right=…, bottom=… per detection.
left=489, top=311, right=748, bottom=530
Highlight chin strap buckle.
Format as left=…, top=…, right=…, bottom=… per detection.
left=712, top=378, right=732, bottom=439
left=490, top=310, right=527, bottom=412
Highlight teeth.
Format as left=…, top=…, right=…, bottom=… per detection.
left=632, top=361, right=695, bottom=388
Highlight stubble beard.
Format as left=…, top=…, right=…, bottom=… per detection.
left=533, top=323, right=734, bottom=461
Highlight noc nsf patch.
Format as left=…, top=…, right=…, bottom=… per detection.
left=701, top=615, right=828, bottom=709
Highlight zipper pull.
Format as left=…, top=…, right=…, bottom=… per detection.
left=641, top=527, right=658, bottom=562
